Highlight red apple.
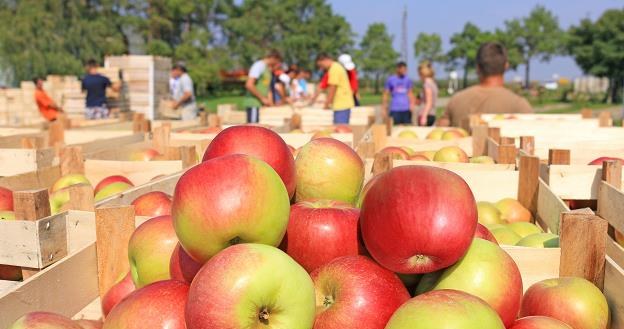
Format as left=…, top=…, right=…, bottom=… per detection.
left=379, top=146, right=410, bottom=160
left=520, top=277, right=609, bottom=329
left=334, top=125, right=352, bottom=133
left=94, top=176, right=133, bottom=195
left=128, top=215, right=178, bottom=288
left=356, top=173, right=382, bottom=208
left=74, top=320, right=103, bottom=329
left=131, top=192, right=172, bottom=217
left=202, top=125, right=296, bottom=198
left=8, top=312, right=82, bottom=329
left=417, top=238, right=523, bottom=327
left=129, top=148, right=160, bottom=161
left=282, top=200, right=363, bottom=272
left=311, top=255, right=410, bottom=329
left=101, top=272, right=135, bottom=317
left=360, top=166, right=477, bottom=273
left=169, top=243, right=202, bottom=284
left=0, top=186, right=13, bottom=211
left=0, top=264, right=22, bottom=281
left=588, top=156, right=624, bottom=165
left=511, top=316, right=573, bottom=329
left=102, top=280, right=188, bottom=329
left=385, top=289, right=505, bottom=328
left=172, top=154, right=290, bottom=263
left=475, top=223, right=498, bottom=243
left=311, top=130, right=333, bottom=140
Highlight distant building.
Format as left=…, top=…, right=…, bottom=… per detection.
left=574, top=76, right=609, bottom=94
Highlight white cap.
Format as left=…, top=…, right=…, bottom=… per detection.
left=338, top=54, right=355, bottom=70
left=278, top=73, right=291, bottom=84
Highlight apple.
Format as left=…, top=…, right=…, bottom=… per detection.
left=74, top=320, right=103, bottom=329
left=94, top=176, right=133, bottom=195
left=426, top=128, right=445, bottom=140
left=287, top=144, right=297, bottom=157
left=295, top=138, right=364, bottom=205
left=470, top=155, right=496, bottom=164
left=507, top=222, right=543, bottom=238
left=101, top=272, right=135, bottom=317
left=490, top=226, right=522, bottom=245
left=311, top=129, right=333, bottom=140
left=94, top=182, right=133, bottom=202
left=516, top=233, right=559, bottom=248
left=379, top=146, right=410, bottom=160
left=0, top=264, right=22, bottom=280
left=433, top=146, right=469, bottom=163
left=0, top=186, right=13, bottom=211
left=103, top=280, right=189, bottom=329
left=202, top=125, right=296, bottom=198
left=408, top=154, right=430, bottom=161
left=475, top=223, right=498, bottom=243
left=588, top=156, right=624, bottom=165
left=496, top=198, right=532, bottom=223
left=172, top=154, right=290, bottom=263
left=520, top=277, right=609, bottom=329
left=360, top=166, right=477, bottom=273
left=129, top=148, right=160, bottom=161
left=311, top=255, right=410, bottom=329
left=417, top=238, right=523, bottom=327
left=185, top=244, right=315, bottom=329
left=169, top=243, right=202, bottom=284
left=398, top=130, right=418, bottom=139
left=356, top=173, right=381, bottom=208
left=511, top=316, right=573, bottom=329
left=8, top=312, right=82, bottom=329
left=51, top=173, right=91, bottom=193
left=0, top=210, right=15, bottom=220
left=477, top=201, right=503, bottom=225
left=385, top=289, right=505, bottom=329
left=50, top=188, right=71, bottom=215
left=334, top=125, right=352, bottom=133
left=282, top=200, right=363, bottom=272
left=441, top=129, right=464, bottom=140
left=400, top=146, right=415, bottom=156
left=457, top=128, right=470, bottom=137
left=131, top=192, right=172, bottom=217
left=418, top=150, right=437, bottom=161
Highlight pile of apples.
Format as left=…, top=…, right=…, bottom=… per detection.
left=380, top=145, right=495, bottom=164
left=397, top=127, right=468, bottom=141
left=8, top=125, right=612, bottom=329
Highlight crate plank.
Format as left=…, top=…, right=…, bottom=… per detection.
left=537, top=179, right=570, bottom=233
left=84, top=159, right=183, bottom=188
left=502, top=246, right=560, bottom=292
left=605, top=257, right=624, bottom=329
left=0, top=148, right=55, bottom=176
left=598, top=181, right=624, bottom=235
left=547, top=165, right=603, bottom=200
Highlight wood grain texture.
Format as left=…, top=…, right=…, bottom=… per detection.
left=471, top=124, right=489, bottom=157
left=372, top=152, right=393, bottom=177
left=371, top=124, right=387, bottom=152
left=502, top=246, right=560, bottom=292
left=536, top=179, right=570, bottom=233
left=597, top=181, right=624, bottom=235
left=548, top=149, right=571, bottom=165
left=518, top=156, right=540, bottom=214
left=488, top=127, right=501, bottom=143
left=604, top=257, right=624, bottom=329
left=59, top=146, right=85, bottom=175
left=519, top=136, right=535, bottom=156
left=13, top=189, right=51, bottom=221
left=602, top=160, right=622, bottom=189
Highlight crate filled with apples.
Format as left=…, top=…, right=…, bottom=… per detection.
left=1, top=125, right=622, bottom=329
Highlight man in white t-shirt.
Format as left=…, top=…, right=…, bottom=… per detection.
left=170, top=63, right=197, bottom=120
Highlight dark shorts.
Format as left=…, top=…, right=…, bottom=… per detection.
left=246, top=107, right=260, bottom=123
left=333, top=109, right=351, bottom=124
left=390, top=111, right=412, bottom=125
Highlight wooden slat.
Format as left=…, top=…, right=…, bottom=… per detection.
left=471, top=124, right=488, bottom=157
left=0, top=148, right=55, bottom=176
left=84, top=159, right=182, bottom=190
left=518, top=156, right=540, bottom=214
left=598, top=181, right=624, bottom=234
left=95, top=173, right=181, bottom=207
left=607, top=238, right=624, bottom=270
left=393, top=160, right=515, bottom=171
left=604, top=257, right=624, bottom=329
left=519, top=136, right=535, bottom=156
left=371, top=125, right=387, bottom=152
left=372, top=153, right=393, bottom=177
left=488, top=127, right=501, bottom=144
left=602, top=160, right=622, bottom=189
left=59, top=146, right=85, bottom=175
left=62, top=184, right=95, bottom=212
left=548, top=149, right=570, bottom=165
left=546, top=165, right=602, bottom=200
left=536, top=179, right=570, bottom=233
left=0, top=165, right=61, bottom=191
left=13, top=189, right=51, bottom=221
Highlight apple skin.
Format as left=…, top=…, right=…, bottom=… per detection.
left=379, top=147, right=410, bottom=160
left=202, top=125, right=296, bottom=198
left=103, top=280, right=189, bottom=329
left=520, top=277, right=609, bottom=329
left=418, top=150, right=437, bottom=161
left=50, top=189, right=71, bottom=215
left=0, top=210, right=15, bottom=220
left=441, top=129, right=464, bottom=140
left=356, top=173, right=382, bottom=208
left=334, top=125, right=352, bottom=133
left=295, top=138, right=364, bottom=205
left=94, top=176, right=133, bottom=195
left=490, top=226, right=523, bottom=245
left=507, top=222, right=543, bottom=238
left=0, top=264, right=22, bottom=280
left=475, top=223, right=498, bottom=244
left=282, top=200, right=363, bottom=272
left=516, top=233, right=559, bottom=248
left=588, top=156, right=624, bottom=165
left=74, top=320, right=103, bottom=329
left=477, top=201, right=503, bottom=225
left=385, top=289, right=505, bottom=329
left=128, top=215, right=178, bottom=288
left=94, top=182, right=133, bottom=202
left=0, top=186, right=14, bottom=211
left=417, top=238, right=523, bottom=327
left=511, top=316, right=573, bottom=329
left=8, top=312, right=82, bottom=329
left=172, top=154, right=290, bottom=263
left=426, top=128, right=445, bottom=140
left=311, top=255, right=410, bottom=329
left=398, top=130, right=418, bottom=139
left=185, top=244, right=315, bottom=329
left=400, top=146, right=415, bottom=156
left=51, top=174, right=91, bottom=193
left=433, top=146, right=469, bottom=163
left=408, top=154, right=430, bottom=161
left=360, top=166, right=477, bottom=274
left=169, top=243, right=202, bottom=284
left=311, top=129, right=334, bottom=140
left=496, top=198, right=532, bottom=223
left=131, top=192, right=172, bottom=217
left=101, top=272, right=135, bottom=317
left=129, top=148, right=160, bottom=161
left=471, top=155, right=496, bottom=164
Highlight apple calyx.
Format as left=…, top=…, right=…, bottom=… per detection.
left=407, top=254, right=432, bottom=268
left=322, top=295, right=335, bottom=308
left=258, top=307, right=270, bottom=324
left=228, top=236, right=242, bottom=246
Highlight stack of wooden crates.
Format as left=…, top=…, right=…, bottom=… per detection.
left=58, top=69, right=129, bottom=119
left=0, top=82, right=42, bottom=126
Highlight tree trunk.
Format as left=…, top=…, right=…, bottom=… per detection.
left=524, top=57, right=531, bottom=89
left=463, top=62, right=469, bottom=89
left=611, top=78, right=622, bottom=104
left=374, top=73, right=380, bottom=94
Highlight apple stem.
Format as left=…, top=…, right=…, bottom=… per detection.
left=229, top=236, right=242, bottom=245
left=258, top=308, right=270, bottom=323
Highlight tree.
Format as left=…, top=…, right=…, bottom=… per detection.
left=568, top=9, right=624, bottom=103
left=413, top=32, right=444, bottom=64
left=504, top=5, right=564, bottom=88
left=358, top=23, right=399, bottom=94
left=447, top=22, right=493, bottom=88
left=223, top=0, right=353, bottom=69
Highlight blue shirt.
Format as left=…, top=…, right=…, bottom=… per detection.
left=385, top=75, right=413, bottom=112
left=82, top=74, right=111, bottom=107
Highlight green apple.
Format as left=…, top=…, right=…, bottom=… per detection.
left=94, top=182, right=133, bottom=202
left=51, top=173, right=91, bottom=193
left=49, top=189, right=70, bottom=215
left=477, top=201, right=503, bottom=225
left=0, top=211, right=15, bottom=220
left=185, top=243, right=315, bottom=329
left=426, top=128, right=445, bottom=140
left=433, top=146, right=469, bottom=163
left=398, top=130, right=418, bottom=139
left=516, top=233, right=559, bottom=248
left=400, top=146, right=416, bottom=156
left=490, top=226, right=522, bottom=245
left=507, top=222, right=543, bottom=238
left=470, top=156, right=496, bottom=164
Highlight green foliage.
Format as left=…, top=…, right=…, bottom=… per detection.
left=413, top=32, right=444, bottom=64
left=446, top=22, right=495, bottom=86
left=357, top=23, right=399, bottom=93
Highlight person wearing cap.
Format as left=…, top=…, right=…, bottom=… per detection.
left=315, top=53, right=355, bottom=124
left=338, top=54, right=360, bottom=106
left=169, top=63, right=197, bottom=120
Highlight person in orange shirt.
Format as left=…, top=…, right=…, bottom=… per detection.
left=34, top=77, right=63, bottom=121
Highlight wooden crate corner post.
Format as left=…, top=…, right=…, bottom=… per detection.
left=548, top=149, right=571, bottom=166
left=59, top=146, right=85, bottom=176
left=518, top=155, right=540, bottom=215
left=152, top=124, right=172, bottom=154
left=372, top=152, right=393, bottom=177
left=519, top=136, right=535, bottom=156
left=471, top=124, right=489, bottom=157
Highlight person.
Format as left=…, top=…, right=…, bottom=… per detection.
left=297, top=70, right=310, bottom=99
left=338, top=54, right=360, bottom=106
left=382, top=62, right=416, bottom=125
left=169, top=63, right=197, bottom=120
left=82, top=59, right=117, bottom=120
left=244, top=50, right=283, bottom=122
left=314, top=53, right=355, bottom=124
left=270, top=67, right=291, bottom=106
left=439, top=42, right=533, bottom=127
left=417, top=61, right=439, bottom=126
left=286, top=66, right=304, bottom=100
left=33, top=77, right=63, bottom=122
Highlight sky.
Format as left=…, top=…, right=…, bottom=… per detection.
left=328, top=0, right=623, bottom=81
